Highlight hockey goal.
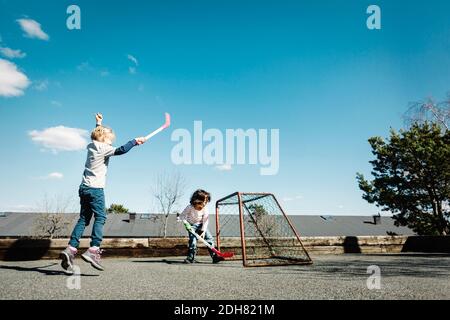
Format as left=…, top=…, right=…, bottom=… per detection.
left=215, top=192, right=312, bottom=267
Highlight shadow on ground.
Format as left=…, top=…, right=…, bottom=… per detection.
left=256, top=254, right=450, bottom=279
left=0, top=263, right=99, bottom=277
left=132, top=259, right=187, bottom=265
left=131, top=258, right=244, bottom=268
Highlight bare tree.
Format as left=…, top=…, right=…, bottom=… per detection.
left=32, top=194, right=75, bottom=239
left=404, top=94, right=450, bottom=130
left=152, top=172, right=186, bottom=238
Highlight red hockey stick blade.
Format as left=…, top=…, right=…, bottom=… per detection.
left=218, top=251, right=234, bottom=258
left=211, top=247, right=234, bottom=258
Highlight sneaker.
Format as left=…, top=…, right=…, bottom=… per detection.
left=212, top=255, right=225, bottom=264
left=81, top=247, right=105, bottom=271
left=184, top=255, right=196, bottom=264
left=60, top=247, right=76, bottom=271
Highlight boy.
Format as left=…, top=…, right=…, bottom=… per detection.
left=60, top=113, right=146, bottom=271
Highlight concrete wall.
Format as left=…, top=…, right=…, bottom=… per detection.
left=0, top=236, right=449, bottom=261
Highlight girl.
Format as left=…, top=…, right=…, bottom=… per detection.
left=179, top=189, right=224, bottom=263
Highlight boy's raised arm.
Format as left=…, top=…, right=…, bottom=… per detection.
left=95, top=113, right=103, bottom=127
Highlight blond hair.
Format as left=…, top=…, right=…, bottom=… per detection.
left=91, top=125, right=115, bottom=143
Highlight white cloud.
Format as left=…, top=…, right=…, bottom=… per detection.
left=51, top=100, right=62, bottom=107
left=3, top=204, right=35, bottom=212
left=127, top=54, right=138, bottom=66
left=283, top=195, right=303, bottom=202
left=47, top=172, right=64, bottom=179
left=16, top=18, right=50, bottom=41
left=215, top=164, right=232, bottom=171
left=129, top=66, right=136, bottom=74
left=0, top=46, right=26, bottom=59
left=33, top=79, right=49, bottom=91
left=100, top=70, right=110, bottom=77
left=0, top=58, right=30, bottom=97
left=29, top=126, right=89, bottom=152
left=14, top=204, right=34, bottom=209
left=35, top=172, right=64, bottom=180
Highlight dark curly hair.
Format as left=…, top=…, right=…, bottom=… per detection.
left=190, top=189, right=211, bottom=206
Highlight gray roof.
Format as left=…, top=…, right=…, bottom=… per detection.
left=291, top=215, right=414, bottom=237
left=0, top=212, right=415, bottom=238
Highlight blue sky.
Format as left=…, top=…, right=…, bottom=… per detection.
left=0, top=0, right=449, bottom=215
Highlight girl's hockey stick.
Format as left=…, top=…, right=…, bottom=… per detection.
left=182, top=220, right=234, bottom=258
left=144, top=112, right=171, bottom=141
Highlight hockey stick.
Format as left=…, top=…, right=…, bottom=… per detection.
left=144, top=112, right=171, bottom=141
left=182, top=220, right=234, bottom=258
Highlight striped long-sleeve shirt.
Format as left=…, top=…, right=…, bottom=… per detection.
left=179, top=204, right=209, bottom=231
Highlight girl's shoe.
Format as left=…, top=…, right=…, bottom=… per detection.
left=81, top=247, right=105, bottom=271
left=60, top=247, right=76, bottom=271
left=184, top=254, right=196, bottom=263
left=212, top=255, right=225, bottom=264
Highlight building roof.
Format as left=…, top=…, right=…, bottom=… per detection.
left=0, top=212, right=415, bottom=238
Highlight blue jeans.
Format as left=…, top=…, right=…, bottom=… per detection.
left=69, top=185, right=106, bottom=248
left=187, top=223, right=216, bottom=258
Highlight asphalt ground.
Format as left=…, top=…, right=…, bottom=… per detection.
left=0, top=254, right=449, bottom=300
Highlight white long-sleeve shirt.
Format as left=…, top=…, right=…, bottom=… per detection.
left=179, top=204, right=209, bottom=231
left=81, top=139, right=137, bottom=188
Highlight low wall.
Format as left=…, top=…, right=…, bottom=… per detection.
left=0, top=236, right=448, bottom=261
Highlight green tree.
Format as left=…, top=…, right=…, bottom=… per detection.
left=357, top=122, right=450, bottom=235
left=107, top=203, right=129, bottom=214
left=248, top=204, right=268, bottom=219
left=248, top=204, right=276, bottom=236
